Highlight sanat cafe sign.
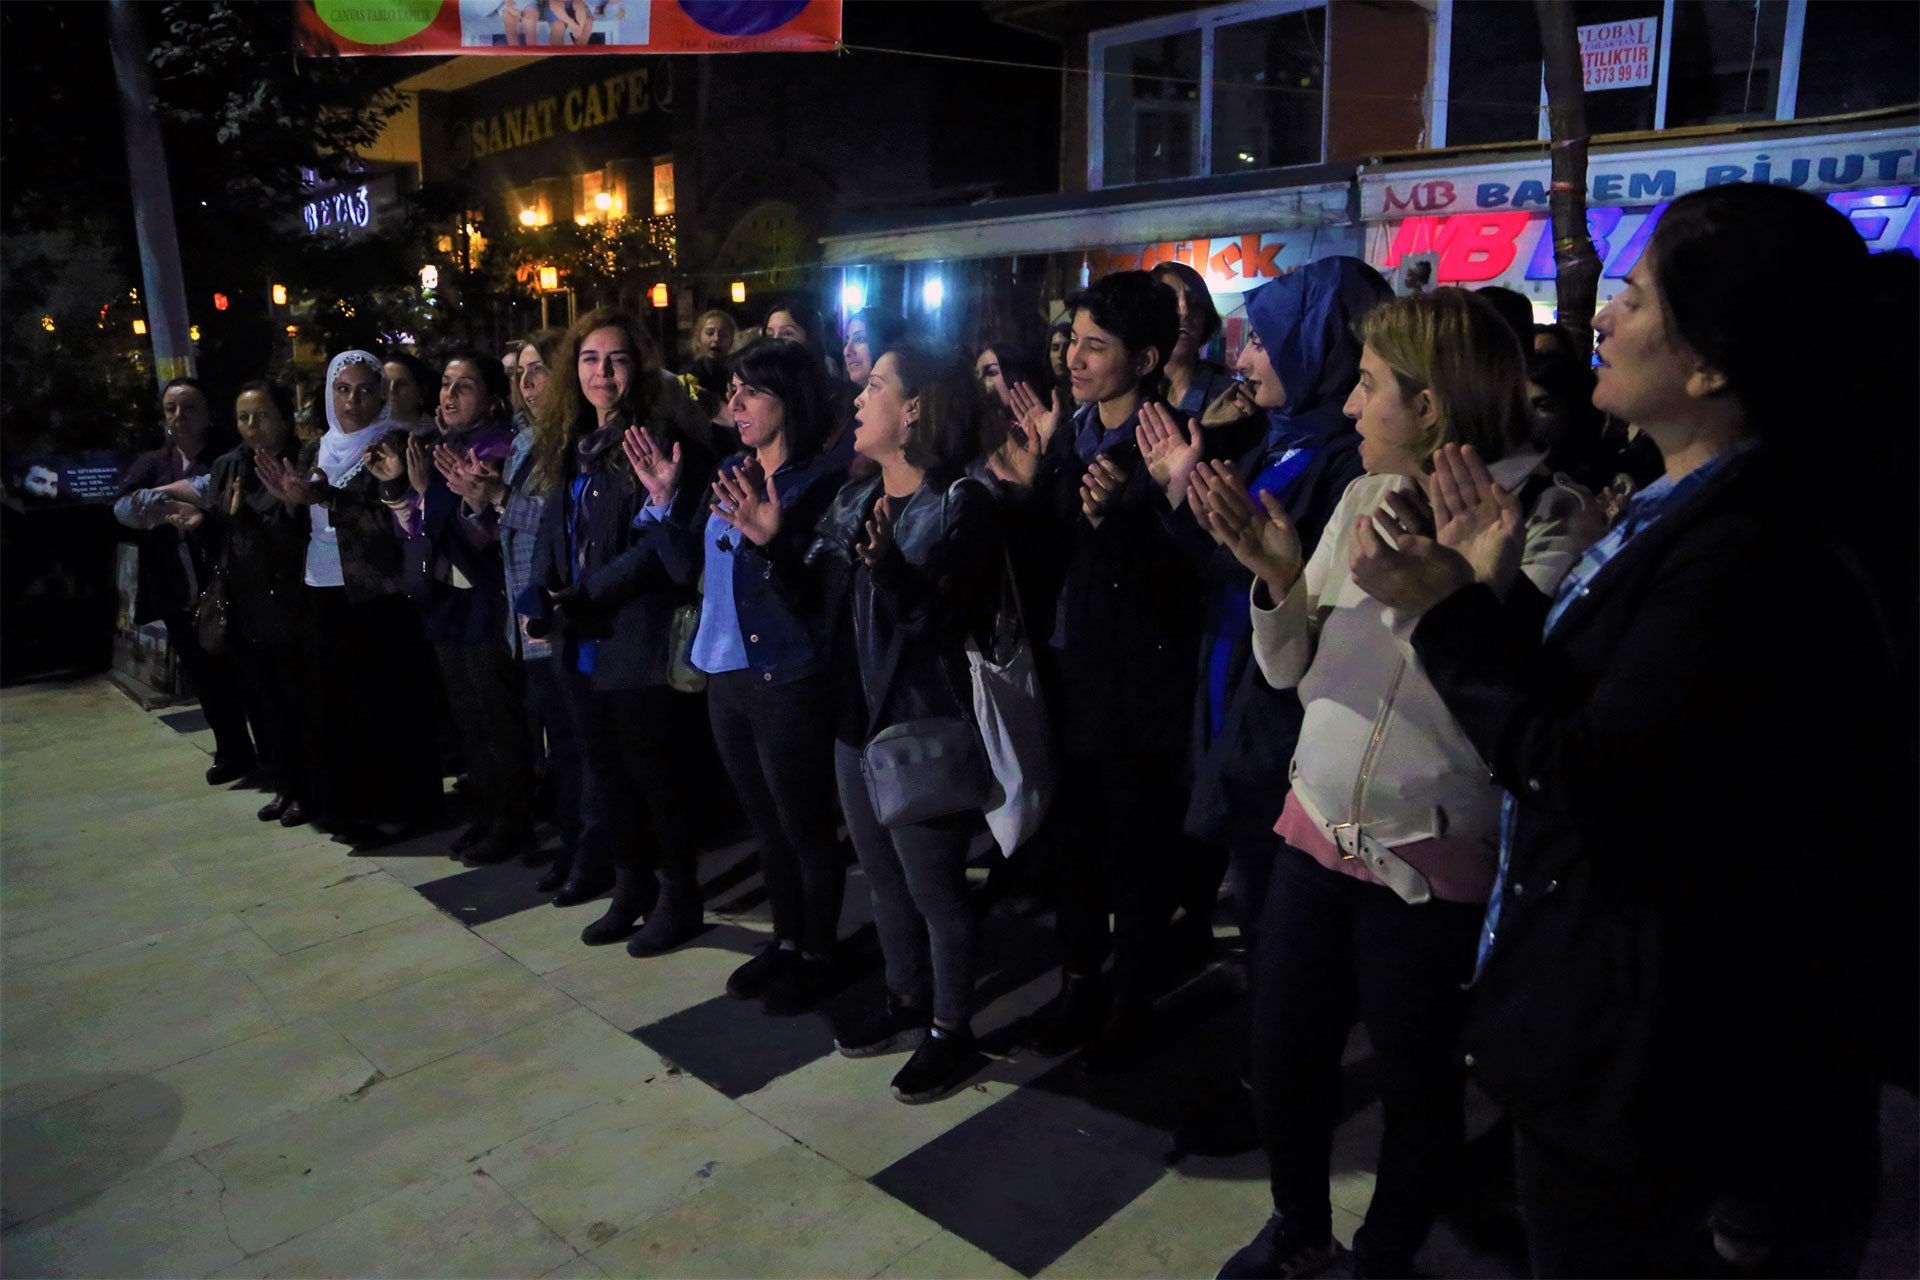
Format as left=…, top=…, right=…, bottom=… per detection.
left=296, top=0, right=841, bottom=56
left=1360, top=127, right=1920, bottom=285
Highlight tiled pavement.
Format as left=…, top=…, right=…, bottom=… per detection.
left=2, top=677, right=1914, bottom=1278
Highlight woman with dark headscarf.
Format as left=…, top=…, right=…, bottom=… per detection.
left=1138, top=256, right=1391, bottom=951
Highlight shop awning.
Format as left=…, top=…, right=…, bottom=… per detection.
left=820, top=172, right=1355, bottom=266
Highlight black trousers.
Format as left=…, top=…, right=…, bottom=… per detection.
left=1053, top=751, right=1191, bottom=994
left=1249, top=843, right=1483, bottom=1270
left=302, top=588, right=444, bottom=827
left=230, top=640, right=310, bottom=804
left=524, top=657, right=584, bottom=856
left=560, top=665, right=701, bottom=887
left=162, top=608, right=254, bottom=768
left=433, top=636, right=533, bottom=832
left=707, top=669, right=842, bottom=954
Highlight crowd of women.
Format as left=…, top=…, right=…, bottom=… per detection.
left=113, top=183, right=1914, bottom=1278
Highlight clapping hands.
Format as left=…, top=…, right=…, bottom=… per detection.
left=622, top=424, right=682, bottom=508
left=710, top=460, right=782, bottom=546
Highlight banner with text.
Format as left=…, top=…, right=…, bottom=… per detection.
left=297, top=0, right=840, bottom=56
left=1359, top=127, right=1920, bottom=222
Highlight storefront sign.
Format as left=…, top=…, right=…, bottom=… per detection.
left=1367, top=185, right=1920, bottom=290
left=1088, top=229, right=1359, bottom=294
left=450, top=67, right=669, bottom=167
left=304, top=184, right=373, bottom=234
left=1360, top=127, right=1920, bottom=221
left=296, top=0, right=841, bottom=57
left=1579, top=17, right=1656, bottom=91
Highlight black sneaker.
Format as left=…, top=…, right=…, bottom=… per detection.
left=726, top=943, right=798, bottom=1001
left=889, top=1025, right=979, bottom=1103
left=760, top=954, right=840, bottom=1016
left=1217, top=1214, right=1345, bottom=1279
left=835, top=997, right=929, bottom=1058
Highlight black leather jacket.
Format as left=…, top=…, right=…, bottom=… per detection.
left=807, top=473, right=1001, bottom=747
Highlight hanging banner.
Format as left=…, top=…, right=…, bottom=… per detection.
left=296, top=0, right=841, bottom=56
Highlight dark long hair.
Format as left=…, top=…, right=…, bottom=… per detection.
left=531, top=306, right=663, bottom=494
left=729, top=336, right=833, bottom=463
left=1644, top=184, right=1866, bottom=444
left=886, top=342, right=985, bottom=478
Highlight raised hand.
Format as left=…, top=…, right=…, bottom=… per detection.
left=622, top=424, right=682, bottom=507
left=1079, top=454, right=1125, bottom=528
left=1191, top=461, right=1303, bottom=599
left=858, top=498, right=896, bottom=567
left=1200, top=380, right=1257, bottom=428
left=1426, top=443, right=1523, bottom=594
left=987, top=420, right=1044, bottom=491
left=1006, top=380, right=1066, bottom=454
left=364, top=440, right=404, bottom=484
left=1137, top=401, right=1203, bottom=506
left=254, top=451, right=314, bottom=505
left=405, top=437, right=430, bottom=497
left=1349, top=496, right=1474, bottom=615
left=710, top=465, right=782, bottom=547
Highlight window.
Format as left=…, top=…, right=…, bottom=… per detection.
left=1438, top=0, right=1915, bottom=145
left=1090, top=2, right=1327, bottom=190
left=1795, top=0, right=1919, bottom=117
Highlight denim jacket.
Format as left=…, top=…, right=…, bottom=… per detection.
left=686, top=450, right=846, bottom=688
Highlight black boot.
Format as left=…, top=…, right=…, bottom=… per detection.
left=552, top=842, right=614, bottom=907
left=1025, top=969, right=1109, bottom=1056
left=627, top=873, right=703, bottom=956
left=464, top=815, right=537, bottom=867
left=535, top=846, right=574, bottom=895
left=579, top=866, right=657, bottom=946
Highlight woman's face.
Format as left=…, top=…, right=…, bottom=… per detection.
left=234, top=390, right=290, bottom=453
left=1067, top=309, right=1147, bottom=407
left=975, top=348, right=1009, bottom=407
left=1343, top=345, right=1432, bottom=478
left=852, top=352, right=915, bottom=464
left=842, top=318, right=873, bottom=387
left=162, top=384, right=210, bottom=452
left=383, top=361, right=421, bottom=419
left=502, top=350, right=523, bottom=412
left=1157, top=272, right=1203, bottom=364
left=332, top=361, right=385, bottom=432
left=728, top=374, right=787, bottom=452
left=1526, top=379, right=1564, bottom=450
left=1591, top=264, right=1704, bottom=428
left=517, top=344, right=550, bottom=417
left=698, top=316, right=733, bottom=361
left=438, top=359, right=494, bottom=433
left=1234, top=331, right=1286, bottom=410
left=765, top=309, right=807, bottom=346
left=1047, top=330, right=1070, bottom=379
left=578, top=325, right=636, bottom=416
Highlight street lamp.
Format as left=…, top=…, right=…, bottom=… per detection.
left=650, top=283, right=669, bottom=309
left=537, top=265, right=559, bottom=292
left=270, top=283, right=288, bottom=306
left=730, top=281, right=746, bottom=304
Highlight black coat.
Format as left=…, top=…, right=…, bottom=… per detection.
left=204, top=446, right=308, bottom=646
left=115, top=444, right=220, bottom=622
left=534, top=430, right=714, bottom=692
left=1027, top=409, right=1203, bottom=759
left=298, top=440, right=407, bottom=603
left=1410, top=446, right=1900, bottom=1207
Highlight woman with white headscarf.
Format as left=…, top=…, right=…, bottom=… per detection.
left=255, top=350, right=445, bottom=844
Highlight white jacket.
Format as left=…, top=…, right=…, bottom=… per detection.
left=1252, top=453, right=1598, bottom=851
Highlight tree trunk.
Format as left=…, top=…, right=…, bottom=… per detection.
left=1536, top=0, right=1603, bottom=359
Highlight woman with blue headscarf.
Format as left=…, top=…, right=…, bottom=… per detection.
left=1138, top=256, right=1392, bottom=957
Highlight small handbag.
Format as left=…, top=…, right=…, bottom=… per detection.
left=191, top=479, right=238, bottom=655
left=666, top=600, right=707, bottom=693
left=966, top=545, right=1055, bottom=856
left=857, top=489, right=992, bottom=828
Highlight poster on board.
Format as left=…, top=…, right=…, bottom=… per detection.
left=296, top=0, right=841, bottom=56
